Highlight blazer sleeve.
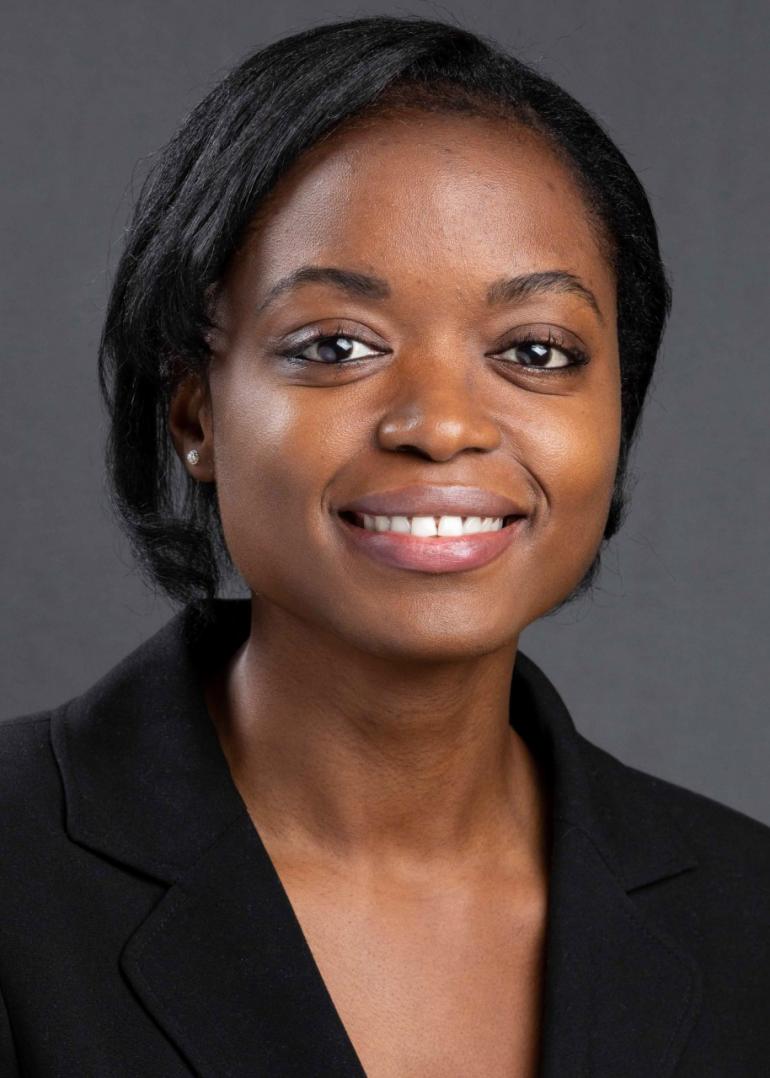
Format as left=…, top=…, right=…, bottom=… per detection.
left=0, top=983, right=20, bottom=1077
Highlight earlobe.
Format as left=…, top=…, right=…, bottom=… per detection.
left=168, top=372, right=215, bottom=481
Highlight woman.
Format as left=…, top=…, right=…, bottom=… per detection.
left=2, top=14, right=768, bottom=1077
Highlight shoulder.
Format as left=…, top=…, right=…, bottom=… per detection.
left=0, top=708, right=58, bottom=790
left=620, top=746, right=770, bottom=869
left=584, top=734, right=770, bottom=922
left=0, top=707, right=64, bottom=828
left=0, top=707, right=72, bottom=910
left=603, top=748, right=770, bottom=1063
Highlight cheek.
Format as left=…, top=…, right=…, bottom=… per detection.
left=208, top=372, right=346, bottom=581
left=530, top=389, right=622, bottom=566
left=503, top=394, right=619, bottom=625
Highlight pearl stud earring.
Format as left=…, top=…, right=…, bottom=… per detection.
left=186, top=448, right=200, bottom=465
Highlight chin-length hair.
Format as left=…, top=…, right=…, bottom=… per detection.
left=98, top=14, right=671, bottom=612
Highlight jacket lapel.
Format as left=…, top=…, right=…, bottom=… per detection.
left=513, top=653, right=702, bottom=1077
left=51, top=600, right=702, bottom=1077
left=120, top=813, right=366, bottom=1077
left=538, top=820, right=701, bottom=1077
left=51, top=599, right=367, bottom=1076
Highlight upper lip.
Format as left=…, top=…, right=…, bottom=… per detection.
left=338, top=485, right=528, bottom=519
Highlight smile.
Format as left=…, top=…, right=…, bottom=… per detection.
left=341, top=511, right=518, bottom=536
left=336, top=511, right=525, bottom=573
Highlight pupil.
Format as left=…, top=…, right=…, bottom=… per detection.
left=520, top=342, right=549, bottom=366
left=318, top=336, right=354, bottom=363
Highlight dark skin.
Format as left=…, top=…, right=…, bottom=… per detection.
left=169, top=109, right=621, bottom=1077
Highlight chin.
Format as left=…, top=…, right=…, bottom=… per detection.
left=337, top=610, right=524, bottom=664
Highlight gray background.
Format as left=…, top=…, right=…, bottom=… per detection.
left=2, top=2, right=768, bottom=820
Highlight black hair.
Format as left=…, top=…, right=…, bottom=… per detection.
left=98, top=14, right=671, bottom=613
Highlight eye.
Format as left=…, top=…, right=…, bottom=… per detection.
left=497, top=333, right=588, bottom=372
left=278, top=326, right=589, bottom=370
left=282, top=329, right=385, bottom=365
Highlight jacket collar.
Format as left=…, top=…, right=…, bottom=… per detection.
left=51, top=598, right=702, bottom=1077
left=52, top=598, right=252, bottom=883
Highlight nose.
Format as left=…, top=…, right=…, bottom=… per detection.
left=375, top=351, right=502, bottom=462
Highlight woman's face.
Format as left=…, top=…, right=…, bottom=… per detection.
left=175, top=110, right=621, bottom=661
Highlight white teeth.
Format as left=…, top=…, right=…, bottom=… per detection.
left=389, top=515, right=411, bottom=533
left=411, top=515, right=438, bottom=537
left=357, top=514, right=505, bottom=536
left=437, top=515, right=464, bottom=536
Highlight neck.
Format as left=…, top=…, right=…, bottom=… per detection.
left=204, top=597, right=550, bottom=888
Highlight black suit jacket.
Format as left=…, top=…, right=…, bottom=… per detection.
left=1, top=598, right=769, bottom=1076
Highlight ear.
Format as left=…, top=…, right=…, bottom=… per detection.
left=168, top=371, right=216, bottom=482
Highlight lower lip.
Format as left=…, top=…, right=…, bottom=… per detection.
left=335, top=514, right=526, bottom=574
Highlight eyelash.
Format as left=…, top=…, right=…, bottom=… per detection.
left=278, top=324, right=590, bottom=373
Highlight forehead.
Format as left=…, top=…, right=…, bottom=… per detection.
left=235, top=109, right=614, bottom=312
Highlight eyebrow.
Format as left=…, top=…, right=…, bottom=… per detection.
left=255, top=265, right=604, bottom=323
